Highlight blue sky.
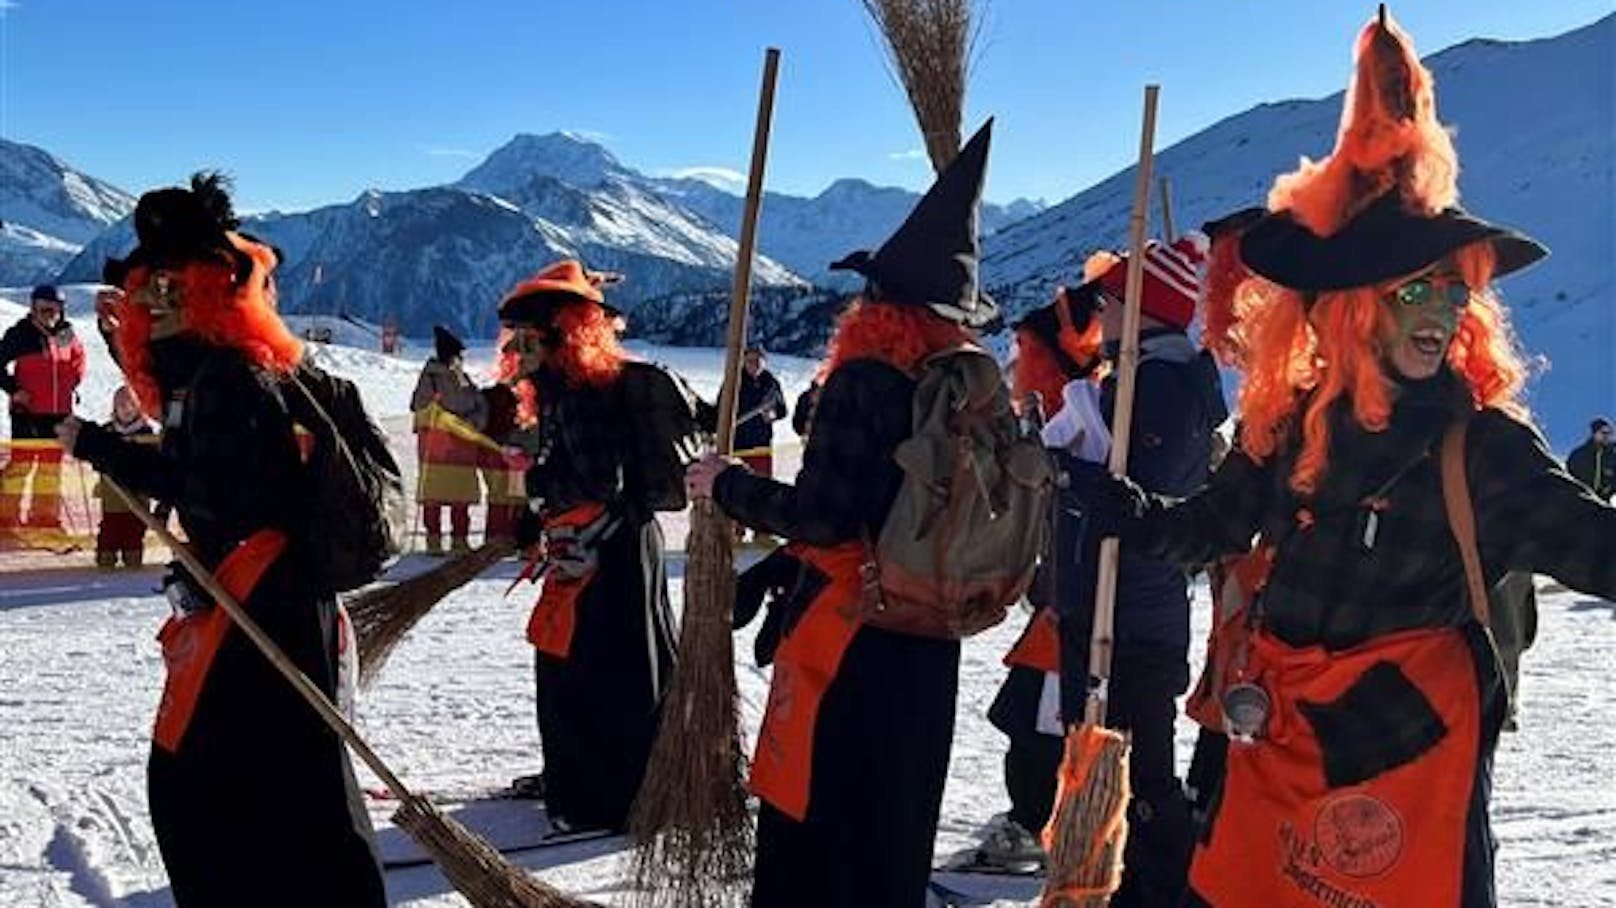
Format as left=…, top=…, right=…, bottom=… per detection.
left=1, top=0, right=1608, bottom=212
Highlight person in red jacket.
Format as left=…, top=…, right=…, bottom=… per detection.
left=1, top=284, right=87, bottom=539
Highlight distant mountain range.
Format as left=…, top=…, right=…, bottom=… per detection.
left=3, top=14, right=1609, bottom=447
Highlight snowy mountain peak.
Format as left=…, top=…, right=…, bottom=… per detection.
left=457, top=131, right=631, bottom=195
left=0, top=138, right=135, bottom=284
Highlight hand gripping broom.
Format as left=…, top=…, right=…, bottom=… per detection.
left=108, top=480, right=589, bottom=908
left=625, top=47, right=781, bottom=908
left=1040, top=84, right=1161, bottom=908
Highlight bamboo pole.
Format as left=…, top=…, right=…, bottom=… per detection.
left=1086, top=84, right=1160, bottom=725
left=627, top=47, right=781, bottom=908
left=1042, top=84, right=1162, bottom=908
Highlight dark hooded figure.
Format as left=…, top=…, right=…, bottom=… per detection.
left=490, top=259, right=706, bottom=833
left=689, top=120, right=999, bottom=907
left=1071, top=13, right=1616, bottom=907
left=60, top=173, right=386, bottom=906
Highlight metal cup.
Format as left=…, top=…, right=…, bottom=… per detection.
left=1222, top=681, right=1272, bottom=744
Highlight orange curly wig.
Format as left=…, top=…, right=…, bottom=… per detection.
left=1232, top=9, right=1530, bottom=494
left=114, top=235, right=301, bottom=417
left=819, top=299, right=974, bottom=380
left=495, top=300, right=629, bottom=427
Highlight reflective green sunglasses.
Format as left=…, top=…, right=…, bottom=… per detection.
left=1389, top=275, right=1471, bottom=308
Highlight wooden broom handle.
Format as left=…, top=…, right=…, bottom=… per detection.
left=107, top=479, right=412, bottom=797
left=1086, top=84, right=1160, bottom=726
left=715, top=47, right=782, bottom=457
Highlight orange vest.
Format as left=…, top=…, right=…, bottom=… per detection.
left=1190, top=625, right=1484, bottom=908
left=525, top=502, right=608, bottom=659
left=152, top=530, right=287, bottom=753
left=749, top=541, right=871, bottom=822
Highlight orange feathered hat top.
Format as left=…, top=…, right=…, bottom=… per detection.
left=498, top=259, right=623, bottom=325
left=1240, top=5, right=1546, bottom=291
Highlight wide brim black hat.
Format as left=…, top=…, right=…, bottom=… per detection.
left=102, top=173, right=254, bottom=289
left=830, top=119, right=998, bottom=329
left=1240, top=190, right=1548, bottom=293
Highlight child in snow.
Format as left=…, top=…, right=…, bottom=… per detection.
left=92, top=385, right=158, bottom=569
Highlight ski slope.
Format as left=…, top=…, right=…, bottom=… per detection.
left=1, top=296, right=1612, bottom=906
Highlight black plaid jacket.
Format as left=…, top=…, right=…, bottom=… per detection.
left=74, top=337, right=310, bottom=568
left=1133, top=369, right=1616, bottom=651
left=515, top=361, right=703, bottom=522
left=714, top=359, right=915, bottom=546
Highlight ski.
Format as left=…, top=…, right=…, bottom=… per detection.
left=927, top=878, right=997, bottom=907
left=934, top=860, right=1044, bottom=878
left=364, top=784, right=539, bottom=804
left=382, top=827, right=617, bottom=870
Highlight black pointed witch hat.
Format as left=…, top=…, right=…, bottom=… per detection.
left=829, top=119, right=997, bottom=328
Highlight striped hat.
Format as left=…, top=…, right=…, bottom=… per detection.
left=1096, top=232, right=1210, bottom=330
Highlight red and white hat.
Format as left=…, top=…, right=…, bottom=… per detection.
left=1096, top=232, right=1210, bottom=330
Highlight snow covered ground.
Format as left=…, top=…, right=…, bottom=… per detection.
left=1, top=294, right=1612, bottom=906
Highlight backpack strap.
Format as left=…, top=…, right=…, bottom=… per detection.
left=1439, top=417, right=1491, bottom=628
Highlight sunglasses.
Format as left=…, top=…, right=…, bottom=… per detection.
left=1388, top=274, right=1471, bottom=309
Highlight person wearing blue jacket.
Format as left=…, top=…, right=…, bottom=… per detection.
left=1053, top=235, right=1227, bottom=908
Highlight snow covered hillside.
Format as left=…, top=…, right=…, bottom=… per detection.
left=2, top=323, right=1613, bottom=906
left=0, top=139, right=135, bottom=286
left=982, top=15, right=1615, bottom=449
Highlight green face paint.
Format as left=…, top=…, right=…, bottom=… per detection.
left=1381, top=272, right=1471, bottom=380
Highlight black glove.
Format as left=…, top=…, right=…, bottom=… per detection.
left=514, top=507, right=542, bottom=550
left=733, top=546, right=800, bottom=630
left=1057, top=453, right=1150, bottom=539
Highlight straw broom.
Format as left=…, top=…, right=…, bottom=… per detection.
left=859, top=0, right=981, bottom=174
left=1040, top=84, right=1161, bottom=908
left=108, top=480, right=587, bottom=908
left=348, top=537, right=517, bottom=687
left=625, top=47, right=781, bottom=908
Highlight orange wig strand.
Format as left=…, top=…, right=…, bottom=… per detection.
left=1269, top=10, right=1457, bottom=236
left=1235, top=241, right=1527, bottom=493
left=1202, top=230, right=1255, bottom=367
left=1012, top=331, right=1074, bottom=422
left=494, top=300, right=629, bottom=427
left=819, top=299, right=974, bottom=380
left=114, top=237, right=302, bottom=417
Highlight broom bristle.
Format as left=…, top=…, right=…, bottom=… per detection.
left=1040, top=724, right=1130, bottom=908
left=392, top=795, right=596, bottom=907
left=861, top=0, right=981, bottom=173
left=625, top=501, right=753, bottom=907
left=349, top=539, right=516, bottom=687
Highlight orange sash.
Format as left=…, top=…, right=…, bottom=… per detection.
left=1190, top=625, right=1483, bottom=908
left=152, top=530, right=288, bottom=753
left=525, top=502, right=608, bottom=659
left=1003, top=606, right=1061, bottom=673
left=750, top=541, right=870, bottom=821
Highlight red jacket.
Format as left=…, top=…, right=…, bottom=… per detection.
left=0, top=316, right=87, bottom=416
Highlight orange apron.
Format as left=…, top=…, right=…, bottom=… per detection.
left=1003, top=606, right=1060, bottom=673
left=749, top=541, right=871, bottom=821
left=525, top=502, right=608, bottom=659
left=152, top=530, right=288, bottom=753
left=1189, top=625, right=1483, bottom=908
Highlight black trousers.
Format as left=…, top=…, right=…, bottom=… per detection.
left=750, top=628, right=960, bottom=907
